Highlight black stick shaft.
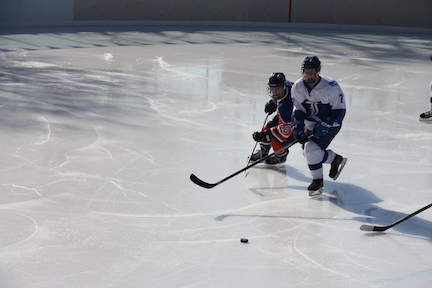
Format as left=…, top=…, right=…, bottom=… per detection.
left=243, top=113, right=270, bottom=177
left=360, top=203, right=432, bottom=232
left=385, top=203, right=432, bottom=230
left=190, top=131, right=312, bottom=189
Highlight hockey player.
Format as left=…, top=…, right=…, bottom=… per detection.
left=419, top=54, right=432, bottom=121
left=250, top=72, right=295, bottom=164
left=292, top=56, right=347, bottom=196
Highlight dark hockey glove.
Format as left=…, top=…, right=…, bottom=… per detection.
left=252, top=130, right=272, bottom=142
left=314, top=120, right=333, bottom=137
left=293, top=122, right=309, bottom=143
left=264, top=100, right=277, bottom=114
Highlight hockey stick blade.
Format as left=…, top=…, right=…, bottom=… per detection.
left=360, top=224, right=388, bottom=232
left=190, top=174, right=219, bottom=189
left=360, top=203, right=432, bottom=232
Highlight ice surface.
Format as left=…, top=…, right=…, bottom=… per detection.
left=0, top=24, right=431, bottom=288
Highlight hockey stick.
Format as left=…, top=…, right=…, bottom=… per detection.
left=190, top=130, right=313, bottom=189
left=360, top=203, right=432, bottom=232
left=242, top=113, right=270, bottom=179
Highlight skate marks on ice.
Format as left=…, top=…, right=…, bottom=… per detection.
left=212, top=179, right=432, bottom=287
left=1, top=24, right=432, bottom=287
left=0, top=211, right=38, bottom=251
left=215, top=162, right=432, bottom=241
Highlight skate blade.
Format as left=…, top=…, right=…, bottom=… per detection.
left=419, top=118, right=432, bottom=121
left=309, top=187, right=323, bottom=197
left=265, top=162, right=287, bottom=166
left=332, top=158, right=347, bottom=180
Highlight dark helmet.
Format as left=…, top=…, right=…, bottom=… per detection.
left=302, top=56, right=321, bottom=71
left=268, top=72, right=286, bottom=88
left=268, top=72, right=286, bottom=100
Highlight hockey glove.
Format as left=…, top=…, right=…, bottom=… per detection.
left=252, top=130, right=272, bottom=142
left=264, top=100, right=277, bottom=114
left=292, top=122, right=309, bottom=143
left=314, top=120, right=333, bottom=137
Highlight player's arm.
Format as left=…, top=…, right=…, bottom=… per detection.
left=328, top=86, right=346, bottom=125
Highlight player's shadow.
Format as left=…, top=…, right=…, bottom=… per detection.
left=280, top=165, right=431, bottom=240
left=321, top=181, right=432, bottom=240
left=222, top=165, right=432, bottom=240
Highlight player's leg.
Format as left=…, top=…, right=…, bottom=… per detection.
left=303, top=127, right=343, bottom=194
left=419, top=81, right=432, bottom=120
left=265, top=134, right=295, bottom=164
left=419, top=97, right=432, bottom=120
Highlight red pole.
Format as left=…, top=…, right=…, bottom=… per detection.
left=288, top=0, right=292, bottom=22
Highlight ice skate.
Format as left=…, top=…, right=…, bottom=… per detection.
left=308, top=178, right=323, bottom=196
left=249, top=147, right=269, bottom=161
left=265, top=155, right=286, bottom=165
left=329, top=154, right=347, bottom=180
left=419, top=110, right=432, bottom=121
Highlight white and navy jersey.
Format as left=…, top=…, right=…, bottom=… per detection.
left=292, top=76, right=346, bottom=131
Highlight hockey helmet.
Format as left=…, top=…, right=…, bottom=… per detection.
left=302, top=56, right=321, bottom=72
left=268, top=72, right=286, bottom=100
left=268, top=72, right=286, bottom=87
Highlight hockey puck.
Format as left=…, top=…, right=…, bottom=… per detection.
left=240, top=238, right=248, bottom=243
